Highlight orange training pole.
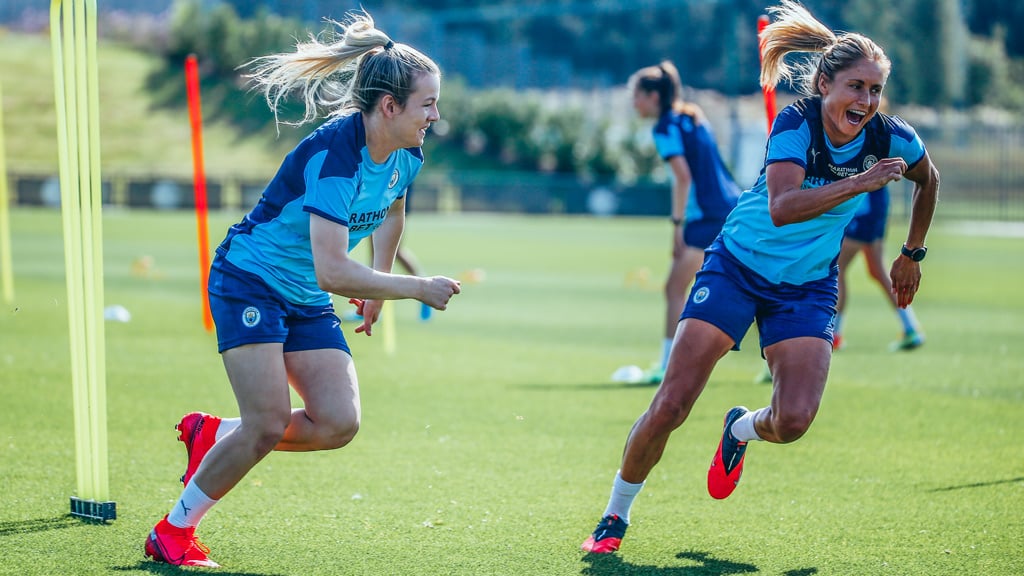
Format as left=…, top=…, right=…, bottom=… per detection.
left=757, top=14, right=778, bottom=134
left=185, top=54, right=213, bottom=332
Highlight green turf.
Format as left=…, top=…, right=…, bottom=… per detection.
left=0, top=208, right=1021, bottom=575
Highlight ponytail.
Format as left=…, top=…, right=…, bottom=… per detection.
left=759, top=0, right=890, bottom=96
left=245, top=10, right=439, bottom=126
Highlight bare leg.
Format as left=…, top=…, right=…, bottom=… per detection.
left=277, top=347, right=361, bottom=450
left=193, top=344, right=360, bottom=500
left=863, top=239, right=898, bottom=308
left=619, top=318, right=734, bottom=483
left=394, top=245, right=422, bottom=277
left=756, top=337, right=831, bottom=443
left=664, top=245, right=705, bottom=339
left=836, top=238, right=864, bottom=319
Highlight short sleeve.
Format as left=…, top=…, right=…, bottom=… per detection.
left=765, top=106, right=812, bottom=169
left=886, top=115, right=926, bottom=169
left=302, top=149, right=358, bottom=227
left=653, top=123, right=685, bottom=160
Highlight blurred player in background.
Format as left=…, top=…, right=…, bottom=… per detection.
left=834, top=184, right=924, bottom=351
left=143, top=12, right=460, bottom=567
left=628, top=60, right=741, bottom=384
left=583, top=0, right=939, bottom=554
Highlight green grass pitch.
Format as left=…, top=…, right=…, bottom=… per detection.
left=0, top=208, right=1021, bottom=575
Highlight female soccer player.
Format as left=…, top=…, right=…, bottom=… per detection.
left=629, top=61, right=741, bottom=383
left=582, top=0, right=939, bottom=553
left=834, top=185, right=925, bottom=351
left=144, top=12, right=460, bottom=567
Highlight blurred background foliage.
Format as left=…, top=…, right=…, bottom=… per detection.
left=3, top=0, right=1024, bottom=182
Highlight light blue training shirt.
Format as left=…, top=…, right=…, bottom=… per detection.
left=720, top=96, right=926, bottom=285
left=216, top=112, right=423, bottom=306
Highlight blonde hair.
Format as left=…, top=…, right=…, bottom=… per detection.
left=628, top=60, right=702, bottom=121
left=245, top=10, right=440, bottom=126
left=759, top=0, right=890, bottom=95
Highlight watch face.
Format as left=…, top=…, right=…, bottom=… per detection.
left=902, top=245, right=926, bottom=261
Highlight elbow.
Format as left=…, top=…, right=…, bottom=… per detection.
left=769, top=212, right=790, bottom=227
left=315, top=259, right=350, bottom=295
left=912, top=166, right=941, bottom=206
left=929, top=166, right=941, bottom=196
left=768, top=199, right=793, bottom=227
left=315, top=269, right=337, bottom=293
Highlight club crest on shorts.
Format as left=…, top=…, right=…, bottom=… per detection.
left=242, top=306, right=261, bottom=327
left=693, top=286, right=710, bottom=304
left=389, top=169, right=400, bottom=189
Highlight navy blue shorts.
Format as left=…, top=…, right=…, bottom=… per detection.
left=208, top=256, right=350, bottom=355
left=843, top=187, right=889, bottom=243
left=683, top=219, right=726, bottom=250
left=681, top=240, right=838, bottom=351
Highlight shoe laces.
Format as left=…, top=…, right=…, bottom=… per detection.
left=595, top=514, right=626, bottom=539
left=191, top=538, right=211, bottom=555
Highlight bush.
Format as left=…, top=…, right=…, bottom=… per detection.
left=144, top=0, right=663, bottom=181
left=967, top=27, right=1024, bottom=111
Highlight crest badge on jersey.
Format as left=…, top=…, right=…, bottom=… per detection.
left=863, top=155, right=878, bottom=171
left=693, top=286, right=710, bottom=304
left=242, top=306, right=261, bottom=328
left=389, top=169, right=400, bottom=189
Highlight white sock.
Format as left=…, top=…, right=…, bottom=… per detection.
left=730, top=408, right=766, bottom=442
left=602, top=470, right=645, bottom=524
left=660, top=338, right=673, bottom=370
left=896, top=307, right=919, bottom=334
left=215, top=418, right=240, bottom=442
left=167, top=480, right=219, bottom=529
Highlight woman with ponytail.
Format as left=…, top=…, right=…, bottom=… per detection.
left=627, top=61, right=740, bottom=383
left=583, top=0, right=938, bottom=554
left=145, top=12, right=460, bottom=567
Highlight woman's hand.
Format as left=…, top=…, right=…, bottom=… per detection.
left=889, top=255, right=921, bottom=309
left=856, top=157, right=908, bottom=191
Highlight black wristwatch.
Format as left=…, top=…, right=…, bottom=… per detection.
left=671, top=217, right=682, bottom=226
left=900, top=244, right=927, bottom=262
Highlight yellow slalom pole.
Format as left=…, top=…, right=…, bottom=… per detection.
left=73, top=0, right=97, bottom=502
left=0, top=82, right=13, bottom=304
left=83, top=0, right=109, bottom=502
left=382, top=300, right=396, bottom=355
left=52, top=0, right=89, bottom=504
left=52, top=0, right=114, bottom=521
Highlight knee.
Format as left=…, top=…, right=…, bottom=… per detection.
left=647, top=396, right=691, bottom=432
left=771, top=407, right=816, bottom=443
left=249, top=416, right=289, bottom=455
left=310, top=401, right=361, bottom=450
left=321, top=417, right=360, bottom=450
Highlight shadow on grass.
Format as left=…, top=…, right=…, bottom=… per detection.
left=513, top=381, right=661, bottom=391
left=582, top=551, right=820, bottom=575
left=581, top=550, right=764, bottom=575
left=928, top=476, right=1024, bottom=492
left=112, top=562, right=287, bottom=576
left=0, top=515, right=79, bottom=537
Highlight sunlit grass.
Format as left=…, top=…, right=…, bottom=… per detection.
left=0, top=208, right=1020, bottom=575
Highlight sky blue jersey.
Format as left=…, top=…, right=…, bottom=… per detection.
left=652, top=110, right=741, bottom=222
left=720, top=96, right=926, bottom=285
left=216, top=112, right=423, bottom=306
